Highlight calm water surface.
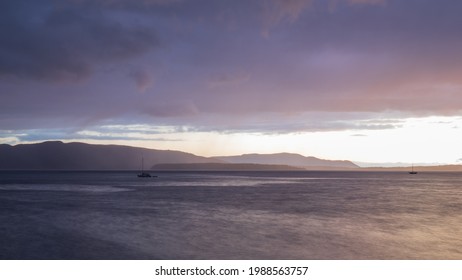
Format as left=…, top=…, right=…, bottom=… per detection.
left=1, top=171, right=461, bottom=259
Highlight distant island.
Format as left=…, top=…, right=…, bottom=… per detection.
left=152, top=163, right=305, bottom=171
left=359, top=165, right=462, bottom=172
left=1, top=141, right=461, bottom=171
left=213, top=153, right=358, bottom=169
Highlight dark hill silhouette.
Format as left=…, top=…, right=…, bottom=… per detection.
left=213, top=153, right=359, bottom=169
left=0, top=141, right=220, bottom=170
left=0, top=141, right=361, bottom=170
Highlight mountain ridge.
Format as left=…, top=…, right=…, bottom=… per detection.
left=0, top=141, right=359, bottom=170
left=1, top=141, right=461, bottom=171
left=0, top=141, right=220, bottom=170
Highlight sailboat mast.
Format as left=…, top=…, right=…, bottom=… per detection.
left=409, top=163, right=417, bottom=174
left=137, top=156, right=153, bottom=177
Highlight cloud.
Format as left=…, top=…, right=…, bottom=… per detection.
left=1, top=125, right=182, bottom=143
left=261, top=0, right=387, bottom=35
left=175, top=112, right=403, bottom=134
left=2, top=0, right=462, bottom=138
left=262, top=0, right=386, bottom=25
left=262, top=0, right=313, bottom=26
left=345, top=0, right=386, bottom=5
left=75, top=129, right=181, bottom=142
left=207, top=71, right=251, bottom=89
left=65, top=0, right=185, bottom=9
left=142, top=100, right=200, bottom=118
left=0, top=0, right=159, bottom=82
left=130, top=69, right=155, bottom=92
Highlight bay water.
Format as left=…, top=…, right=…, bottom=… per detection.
left=1, top=171, right=461, bottom=259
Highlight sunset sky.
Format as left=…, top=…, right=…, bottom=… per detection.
left=1, top=0, right=462, bottom=165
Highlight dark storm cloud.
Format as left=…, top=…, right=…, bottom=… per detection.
left=0, top=0, right=159, bottom=81
left=2, top=0, right=462, bottom=135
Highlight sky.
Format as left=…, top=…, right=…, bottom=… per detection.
left=1, top=0, right=462, bottom=165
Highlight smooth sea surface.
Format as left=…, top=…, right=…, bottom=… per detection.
left=1, top=171, right=461, bottom=260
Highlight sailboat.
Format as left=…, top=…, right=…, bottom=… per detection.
left=409, top=164, right=417, bottom=174
left=137, top=157, right=152, bottom=178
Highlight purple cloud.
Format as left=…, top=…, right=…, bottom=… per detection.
left=0, top=0, right=159, bottom=82
left=1, top=0, right=462, bottom=136
left=130, top=69, right=155, bottom=92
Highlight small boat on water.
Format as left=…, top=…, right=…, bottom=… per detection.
left=409, top=164, right=417, bottom=174
left=137, top=157, right=156, bottom=178
left=138, top=172, right=152, bottom=178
